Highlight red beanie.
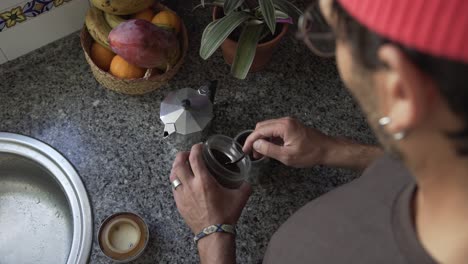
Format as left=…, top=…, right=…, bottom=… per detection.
left=338, top=0, right=468, bottom=64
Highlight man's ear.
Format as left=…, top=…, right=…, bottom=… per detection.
left=376, top=44, right=436, bottom=134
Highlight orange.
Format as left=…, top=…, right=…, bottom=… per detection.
left=133, top=8, right=154, bottom=22
left=109, top=55, right=146, bottom=79
left=90, top=42, right=115, bottom=71
left=151, top=10, right=181, bottom=33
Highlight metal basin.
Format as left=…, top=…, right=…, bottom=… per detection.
left=0, top=133, right=92, bottom=264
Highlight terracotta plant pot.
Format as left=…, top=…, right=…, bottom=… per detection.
left=212, top=7, right=289, bottom=72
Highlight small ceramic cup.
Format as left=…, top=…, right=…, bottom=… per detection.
left=98, top=212, right=149, bottom=263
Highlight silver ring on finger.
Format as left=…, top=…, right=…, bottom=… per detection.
left=172, top=178, right=182, bottom=190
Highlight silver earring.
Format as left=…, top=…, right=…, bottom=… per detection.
left=378, top=116, right=407, bottom=141
left=378, top=117, right=391, bottom=126
left=393, top=131, right=406, bottom=141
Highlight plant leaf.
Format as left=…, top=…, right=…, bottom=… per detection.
left=200, top=12, right=252, bottom=60
left=272, top=0, right=302, bottom=23
left=246, top=19, right=264, bottom=25
left=275, top=10, right=289, bottom=19
left=193, top=0, right=225, bottom=10
left=259, top=0, right=276, bottom=34
left=231, top=24, right=264, bottom=79
left=200, top=19, right=223, bottom=49
left=224, top=0, right=244, bottom=14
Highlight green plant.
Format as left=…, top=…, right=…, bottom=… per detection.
left=196, top=0, right=302, bottom=79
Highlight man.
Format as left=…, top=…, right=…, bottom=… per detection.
left=170, top=0, right=468, bottom=263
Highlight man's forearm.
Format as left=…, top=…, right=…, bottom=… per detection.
left=198, top=233, right=236, bottom=264
left=322, top=137, right=384, bottom=171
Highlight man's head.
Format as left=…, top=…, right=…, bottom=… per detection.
left=305, top=0, right=468, bottom=162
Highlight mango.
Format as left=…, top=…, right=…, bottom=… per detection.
left=109, top=19, right=180, bottom=69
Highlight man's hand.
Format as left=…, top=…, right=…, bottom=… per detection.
left=171, top=144, right=251, bottom=264
left=170, top=143, right=252, bottom=234
left=243, top=117, right=335, bottom=168
left=243, top=117, right=383, bottom=170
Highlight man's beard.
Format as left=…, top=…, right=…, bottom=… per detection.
left=349, top=73, right=404, bottom=161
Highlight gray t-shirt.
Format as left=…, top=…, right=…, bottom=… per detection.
left=263, top=155, right=437, bottom=264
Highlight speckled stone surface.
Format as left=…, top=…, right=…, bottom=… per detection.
left=0, top=1, right=376, bottom=263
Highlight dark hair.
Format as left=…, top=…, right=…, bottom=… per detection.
left=332, top=1, right=468, bottom=155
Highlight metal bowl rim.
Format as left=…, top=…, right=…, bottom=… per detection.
left=0, top=132, right=93, bottom=264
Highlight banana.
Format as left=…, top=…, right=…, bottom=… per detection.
left=104, top=12, right=127, bottom=29
left=90, top=0, right=154, bottom=15
left=85, top=6, right=112, bottom=50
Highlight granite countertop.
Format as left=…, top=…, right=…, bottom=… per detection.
left=0, top=1, right=375, bottom=263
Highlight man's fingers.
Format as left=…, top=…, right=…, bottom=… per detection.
left=255, top=119, right=279, bottom=129
left=170, top=152, right=190, bottom=182
left=173, top=152, right=190, bottom=169
left=174, top=164, right=194, bottom=184
left=172, top=152, right=193, bottom=185
left=255, top=117, right=295, bottom=130
left=243, top=130, right=267, bottom=154
left=169, top=171, right=178, bottom=182
left=252, top=150, right=263, bottom=160
left=189, top=143, right=211, bottom=181
left=252, top=139, right=284, bottom=161
left=243, top=122, right=287, bottom=154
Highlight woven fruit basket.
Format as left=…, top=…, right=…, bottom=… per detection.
left=80, top=3, right=188, bottom=95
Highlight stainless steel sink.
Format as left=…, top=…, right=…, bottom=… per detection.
left=0, top=133, right=92, bottom=264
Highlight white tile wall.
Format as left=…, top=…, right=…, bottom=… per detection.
left=0, top=0, right=25, bottom=12
left=0, top=0, right=89, bottom=62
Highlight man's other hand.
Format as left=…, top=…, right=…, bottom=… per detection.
left=170, top=143, right=252, bottom=234
left=243, top=117, right=335, bottom=168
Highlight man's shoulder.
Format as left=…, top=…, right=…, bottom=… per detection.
left=263, top=155, right=412, bottom=264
